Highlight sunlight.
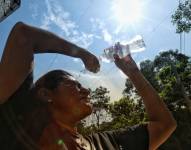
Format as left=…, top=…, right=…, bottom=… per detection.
left=111, top=0, right=143, bottom=27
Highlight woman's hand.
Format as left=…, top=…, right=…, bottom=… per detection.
left=80, top=52, right=100, bottom=73
left=113, top=54, right=139, bottom=77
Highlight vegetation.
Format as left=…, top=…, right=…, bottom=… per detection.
left=172, top=0, right=191, bottom=33
left=78, top=50, right=191, bottom=149
left=78, top=2, right=191, bottom=149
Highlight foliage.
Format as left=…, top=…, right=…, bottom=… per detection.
left=138, top=50, right=191, bottom=149
left=154, top=50, right=191, bottom=110
left=89, top=86, right=110, bottom=129
left=172, top=0, right=191, bottom=33
left=78, top=50, right=191, bottom=149
left=108, top=97, right=146, bottom=129
left=140, top=60, right=159, bottom=90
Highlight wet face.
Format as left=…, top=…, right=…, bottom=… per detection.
left=49, top=75, right=92, bottom=120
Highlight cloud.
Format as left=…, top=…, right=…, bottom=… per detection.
left=102, top=29, right=113, bottom=44
left=40, top=2, right=114, bottom=47
left=42, top=0, right=76, bottom=36
left=70, top=69, right=101, bottom=79
left=90, top=18, right=104, bottom=31
left=29, top=3, right=39, bottom=19
left=40, top=15, right=51, bottom=30
left=90, top=18, right=113, bottom=45
left=70, top=32, right=94, bottom=48
left=73, top=58, right=80, bottom=63
left=67, top=69, right=125, bottom=101
left=159, top=49, right=168, bottom=53
left=37, top=1, right=125, bottom=101
left=40, top=0, right=94, bottom=48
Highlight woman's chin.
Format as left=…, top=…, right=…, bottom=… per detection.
left=85, top=103, right=93, bottom=114
left=81, top=103, right=93, bottom=118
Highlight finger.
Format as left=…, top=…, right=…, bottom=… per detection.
left=114, top=56, right=124, bottom=69
left=113, top=54, right=120, bottom=61
left=124, top=55, right=131, bottom=62
left=127, top=54, right=133, bottom=60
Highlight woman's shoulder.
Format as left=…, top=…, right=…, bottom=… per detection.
left=1, top=71, right=34, bottom=105
left=0, top=72, right=34, bottom=120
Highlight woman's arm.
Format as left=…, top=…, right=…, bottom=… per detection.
left=114, top=54, right=177, bottom=150
left=0, top=22, right=100, bottom=104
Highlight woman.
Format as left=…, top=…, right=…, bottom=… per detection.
left=0, top=22, right=176, bottom=150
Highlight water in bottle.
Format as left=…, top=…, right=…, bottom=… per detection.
left=100, top=35, right=146, bottom=62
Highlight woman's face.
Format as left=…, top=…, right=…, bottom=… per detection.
left=49, top=75, right=92, bottom=120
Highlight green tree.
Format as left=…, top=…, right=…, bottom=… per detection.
left=138, top=50, right=191, bottom=149
left=90, top=86, right=110, bottom=129
left=153, top=50, right=191, bottom=149
left=140, top=60, right=160, bottom=90
left=122, top=50, right=191, bottom=149
left=108, top=96, right=146, bottom=130
left=154, top=50, right=191, bottom=112
left=78, top=50, right=191, bottom=149
left=172, top=0, right=191, bottom=33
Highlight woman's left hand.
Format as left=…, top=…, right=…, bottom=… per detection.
left=114, top=54, right=139, bottom=77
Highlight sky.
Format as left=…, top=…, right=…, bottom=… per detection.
left=0, top=0, right=191, bottom=101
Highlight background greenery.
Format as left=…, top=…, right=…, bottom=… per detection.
left=78, top=1, right=191, bottom=149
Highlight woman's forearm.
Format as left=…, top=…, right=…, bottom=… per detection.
left=22, top=23, right=88, bottom=58
left=127, top=69, right=176, bottom=124
left=114, top=52, right=176, bottom=150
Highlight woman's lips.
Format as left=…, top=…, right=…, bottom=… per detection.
left=80, top=96, right=91, bottom=102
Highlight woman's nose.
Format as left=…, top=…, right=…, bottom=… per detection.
left=81, top=87, right=90, bottom=95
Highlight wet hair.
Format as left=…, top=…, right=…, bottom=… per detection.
left=26, top=70, right=72, bottom=145
left=34, top=69, right=72, bottom=91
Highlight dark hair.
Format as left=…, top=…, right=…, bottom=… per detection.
left=25, top=70, right=72, bottom=145
left=34, top=69, right=72, bottom=91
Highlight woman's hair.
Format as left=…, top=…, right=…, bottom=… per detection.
left=25, top=69, right=72, bottom=144
left=34, top=69, right=72, bottom=92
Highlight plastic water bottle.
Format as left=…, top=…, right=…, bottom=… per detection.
left=100, top=35, right=146, bottom=62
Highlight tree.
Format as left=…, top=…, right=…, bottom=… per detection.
left=153, top=50, right=191, bottom=149
left=172, top=0, right=191, bottom=33
left=78, top=50, right=191, bottom=149
left=122, top=60, right=156, bottom=124
left=90, top=86, right=110, bottom=129
left=154, top=50, right=191, bottom=112
left=122, top=50, right=191, bottom=149
left=140, top=60, right=160, bottom=90
left=108, top=96, right=146, bottom=130
left=78, top=86, right=111, bottom=134
left=138, top=50, right=191, bottom=149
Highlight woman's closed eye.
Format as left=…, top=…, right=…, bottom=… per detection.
left=77, top=83, right=82, bottom=89
left=62, top=80, right=82, bottom=90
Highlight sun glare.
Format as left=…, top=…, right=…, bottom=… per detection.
left=111, top=0, right=143, bottom=26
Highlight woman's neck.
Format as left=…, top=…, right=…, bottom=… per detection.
left=54, top=119, right=78, bottom=135
left=51, top=110, right=79, bottom=135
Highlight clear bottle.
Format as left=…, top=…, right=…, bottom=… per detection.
left=100, top=35, right=146, bottom=62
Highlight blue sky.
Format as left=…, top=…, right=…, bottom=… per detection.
left=0, top=0, right=191, bottom=101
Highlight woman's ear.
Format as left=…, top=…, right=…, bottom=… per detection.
left=37, top=88, right=52, bottom=103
